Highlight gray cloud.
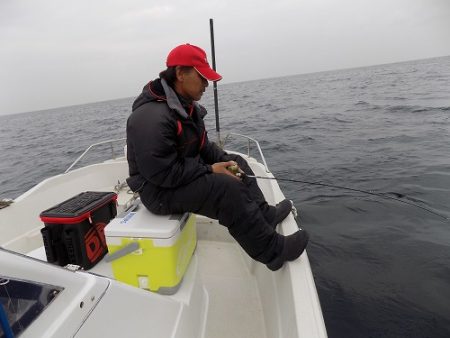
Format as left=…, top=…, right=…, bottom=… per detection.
left=1, top=0, right=449, bottom=115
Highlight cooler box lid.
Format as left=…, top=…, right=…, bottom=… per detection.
left=105, top=204, right=190, bottom=239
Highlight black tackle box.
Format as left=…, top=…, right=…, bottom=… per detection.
left=40, top=191, right=118, bottom=269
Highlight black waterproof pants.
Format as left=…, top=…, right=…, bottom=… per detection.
left=141, top=155, right=283, bottom=264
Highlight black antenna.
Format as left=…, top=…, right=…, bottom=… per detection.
left=209, top=18, right=221, bottom=145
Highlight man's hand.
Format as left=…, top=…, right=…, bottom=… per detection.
left=211, top=161, right=241, bottom=180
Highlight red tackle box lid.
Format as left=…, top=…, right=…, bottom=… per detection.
left=40, top=191, right=117, bottom=224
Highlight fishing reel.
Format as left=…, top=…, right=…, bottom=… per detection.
left=227, top=164, right=245, bottom=178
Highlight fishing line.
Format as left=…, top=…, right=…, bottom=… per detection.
left=246, top=175, right=450, bottom=222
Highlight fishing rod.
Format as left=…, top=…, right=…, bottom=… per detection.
left=245, top=174, right=450, bottom=222
left=209, top=18, right=221, bottom=146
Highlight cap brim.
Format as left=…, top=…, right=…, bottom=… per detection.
left=194, top=66, right=222, bottom=82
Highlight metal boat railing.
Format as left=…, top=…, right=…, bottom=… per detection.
left=65, top=134, right=270, bottom=174
left=64, top=138, right=126, bottom=173
left=222, top=133, right=270, bottom=173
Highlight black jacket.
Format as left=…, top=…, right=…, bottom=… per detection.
left=126, top=78, right=228, bottom=202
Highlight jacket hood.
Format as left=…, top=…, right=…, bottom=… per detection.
left=132, top=78, right=205, bottom=119
left=132, top=78, right=168, bottom=112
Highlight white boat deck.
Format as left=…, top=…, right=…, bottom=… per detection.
left=1, top=155, right=327, bottom=338
left=28, top=217, right=269, bottom=337
left=196, top=220, right=267, bottom=338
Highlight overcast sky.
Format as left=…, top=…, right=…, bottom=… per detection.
left=1, top=0, right=449, bottom=115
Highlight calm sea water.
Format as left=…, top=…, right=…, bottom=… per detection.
left=1, top=56, right=450, bottom=337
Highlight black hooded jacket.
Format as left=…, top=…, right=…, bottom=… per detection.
left=126, top=78, right=228, bottom=204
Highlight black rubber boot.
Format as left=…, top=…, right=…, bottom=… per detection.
left=270, top=199, right=293, bottom=229
left=266, top=229, right=309, bottom=271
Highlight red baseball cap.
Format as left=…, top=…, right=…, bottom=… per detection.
left=166, top=43, right=222, bottom=82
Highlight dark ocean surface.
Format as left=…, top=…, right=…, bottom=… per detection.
left=1, top=56, right=450, bottom=337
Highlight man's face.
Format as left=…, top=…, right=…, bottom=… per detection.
left=176, top=67, right=209, bottom=102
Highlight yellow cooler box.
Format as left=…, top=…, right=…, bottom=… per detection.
left=105, top=204, right=196, bottom=294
